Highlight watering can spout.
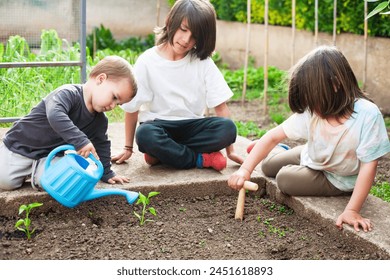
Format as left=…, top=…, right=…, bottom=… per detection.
left=86, top=188, right=139, bottom=205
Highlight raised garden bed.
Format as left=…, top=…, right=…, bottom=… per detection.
left=1, top=190, right=388, bottom=260
left=1, top=101, right=389, bottom=260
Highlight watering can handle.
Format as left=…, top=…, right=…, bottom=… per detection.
left=44, top=144, right=104, bottom=175
left=86, top=152, right=104, bottom=178
left=44, top=145, right=75, bottom=171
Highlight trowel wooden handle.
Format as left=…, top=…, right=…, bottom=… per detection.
left=243, top=181, right=258, bottom=191
left=234, top=181, right=258, bottom=221
left=234, top=188, right=246, bottom=221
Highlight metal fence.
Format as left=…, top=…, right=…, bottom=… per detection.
left=0, top=0, right=86, bottom=123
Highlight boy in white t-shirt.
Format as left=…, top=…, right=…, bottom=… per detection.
left=112, top=0, right=243, bottom=171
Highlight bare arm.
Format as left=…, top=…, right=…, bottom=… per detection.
left=336, top=160, right=377, bottom=232
left=214, top=102, right=230, bottom=118
left=228, top=125, right=287, bottom=190
left=111, top=111, right=138, bottom=164
left=214, top=102, right=244, bottom=165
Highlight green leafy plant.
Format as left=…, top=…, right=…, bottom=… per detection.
left=366, top=0, right=390, bottom=19
left=0, top=29, right=82, bottom=125
left=269, top=112, right=286, bottom=125
left=87, top=24, right=154, bottom=58
left=0, top=28, right=151, bottom=126
left=222, top=65, right=288, bottom=101
left=235, top=121, right=268, bottom=139
left=370, top=180, right=390, bottom=202
left=211, top=0, right=390, bottom=37
left=258, top=216, right=289, bottom=238
left=133, top=191, right=160, bottom=226
left=167, top=0, right=176, bottom=7
left=15, top=202, right=43, bottom=240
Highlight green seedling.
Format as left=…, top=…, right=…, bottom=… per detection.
left=133, top=191, right=160, bottom=226
left=257, top=216, right=288, bottom=238
left=15, top=202, right=43, bottom=240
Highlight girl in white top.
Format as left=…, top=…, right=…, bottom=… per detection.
left=228, top=45, right=390, bottom=232
left=112, top=0, right=243, bottom=171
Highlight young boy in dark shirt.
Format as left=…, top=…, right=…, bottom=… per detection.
left=0, top=55, right=137, bottom=190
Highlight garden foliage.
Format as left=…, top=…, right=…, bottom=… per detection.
left=210, top=0, right=390, bottom=37
left=87, top=24, right=155, bottom=58
left=0, top=29, right=150, bottom=122
left=0, top=25, right=388, bottom=203
left=0, top=30, right=82, bottom=119
left=0, top=28, right=289, bottom=123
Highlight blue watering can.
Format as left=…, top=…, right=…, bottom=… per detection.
left=40, top=144, right=139, bottom=208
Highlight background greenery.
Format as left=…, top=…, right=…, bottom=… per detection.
left=209, top=0, right=390, bottom=37
left=0, top=28, right=289, bottom=124
left=0, top=26, right=389, bottom=201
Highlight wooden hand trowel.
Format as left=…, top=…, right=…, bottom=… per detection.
left=234, top=181, right=259, bottom=221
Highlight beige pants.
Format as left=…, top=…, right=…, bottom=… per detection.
left=261, top=145, right=349, bottom=196
left=0, top=143, right=47, bottom=191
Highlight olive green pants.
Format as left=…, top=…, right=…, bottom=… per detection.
left=261, top=145, right=350, bottom=196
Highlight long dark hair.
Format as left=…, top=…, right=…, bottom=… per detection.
left=288, top=45, right=372, bottom=120
left=154, top=0, right=216, bottom=60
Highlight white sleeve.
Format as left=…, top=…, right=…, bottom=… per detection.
left=120, top=59, right=153, bottom=113
left=357, top=110, right=390, bottom=162
left=204, top=59, right=233, bottom=108
left=281, top=111, right=310, bottom=141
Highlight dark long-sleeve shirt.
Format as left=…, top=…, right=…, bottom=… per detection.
left=3, top=84, right=115, bottom=182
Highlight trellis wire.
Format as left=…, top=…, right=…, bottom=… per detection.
left=0, top=0, right=86, bottom=124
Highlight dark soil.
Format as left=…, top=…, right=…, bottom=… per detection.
left=1, top=194, right=388, bottom=260
left=1, top=100, right=389, bottom=260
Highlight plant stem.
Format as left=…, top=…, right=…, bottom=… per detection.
left=141, top=203, right=147, bottom=226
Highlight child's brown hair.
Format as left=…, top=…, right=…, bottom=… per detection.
left=288, top=45, right=371, bottom=120
left=90, top=55, right=137, bottom=98
left=154, top=0, right=216, bottom=60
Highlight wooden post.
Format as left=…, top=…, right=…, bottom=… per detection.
left=333, top=0, right=337, bottom=46
left=291, top=0, right=296, bottom=67
left=156, top=0, right=161, bottom=26
left=363, top=0, right=368, bottom=90
left=241, top=0, right=251, bottom=107
left=314, top=0, right=318, bottom=46
left=263, top=0, right=269, bottom=116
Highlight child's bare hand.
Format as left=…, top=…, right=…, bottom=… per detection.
left=107, top=175, right=130, bottom=184
left=78, top=143, right=99, bottom=160
left=111, top=149, right=133, bottom=164
left=336, top=209, right=373, bottom=232
left=226, top=145, right=244, bottom=165
left=228, top=168, right=251, bottom=191
left=227, top=151, right=244, bottom=165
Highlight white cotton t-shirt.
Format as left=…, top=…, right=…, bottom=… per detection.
left=282, top=98, right=390, bottom=191
left=121, top=46, right=233, bottom=122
